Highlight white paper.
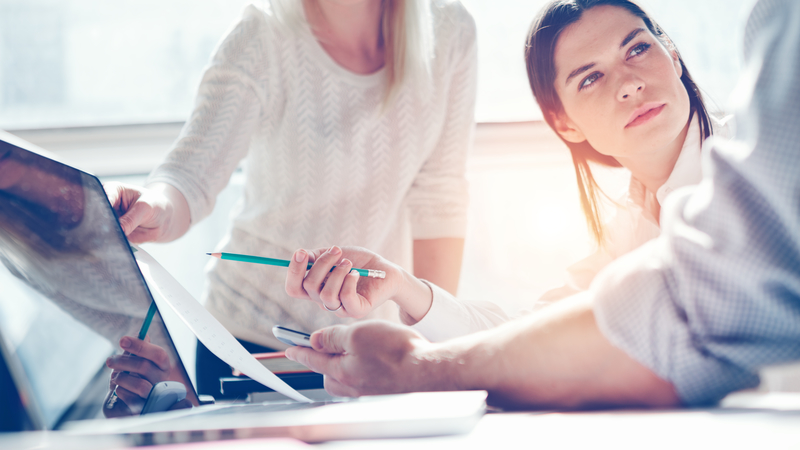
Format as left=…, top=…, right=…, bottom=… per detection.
left=133, top=246, right=311, bottom=403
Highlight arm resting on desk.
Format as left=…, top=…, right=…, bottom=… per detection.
left=285, top=292, right=679, bottom=409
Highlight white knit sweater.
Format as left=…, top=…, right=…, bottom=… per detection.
left=148, top=0, right=477, bottom=348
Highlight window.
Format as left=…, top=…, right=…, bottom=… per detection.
left=0, top=0, right=252, bottom=129
left=460, top=0, right=751, bottom=121
left=1, top=0, right=752, bottom=129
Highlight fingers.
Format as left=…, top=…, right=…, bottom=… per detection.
left=117, top=200, right=153, bottom=238
left=115, top=385, right=146, bottom=411
left=311, top=326, right=349, bottom=354
left=103, top=182, right=123, bottom=209
left=103, top=182, right=146, bottom=236
left=338, top=269, right=364, bottom=317
left=320, top=259, right=353, bottom=314
left=119, top=336, right=171, bottom=372
left=107, top=355, right=163, bottom=383
left=284, top=346, right=338, bottom=375
left=114, top=372, right=154, bottom=398
left=285, top=249, right=311, bottom=300
left=302, top=246, right=344, bottom=311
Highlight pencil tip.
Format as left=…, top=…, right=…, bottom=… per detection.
left=206, top=253, right=212, bottom=255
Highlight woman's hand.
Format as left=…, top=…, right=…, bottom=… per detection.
left=103, top=182, right=190, bottom=244
left=285, top=245, right=432, bottom=322
left=104, top=336, right=175, bottom=416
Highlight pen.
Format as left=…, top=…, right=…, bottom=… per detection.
left=207, top=252, right=386, bottom=279
left=105, top=300, right=157, bottom=410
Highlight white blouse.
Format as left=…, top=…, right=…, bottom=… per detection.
left=413, top=115, right=730, bottom=342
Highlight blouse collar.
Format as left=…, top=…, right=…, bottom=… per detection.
left=626, top=116, right=704, bottom=223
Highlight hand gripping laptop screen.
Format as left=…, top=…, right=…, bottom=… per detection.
left=0, top=139, right=199, bottom=429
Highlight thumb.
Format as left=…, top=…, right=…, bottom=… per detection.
left=117, top=201, right=152, bottom=236
left=311, top=325, right=349, bottom=354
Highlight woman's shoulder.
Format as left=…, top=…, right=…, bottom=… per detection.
left=222, top=2, right=291, bottom=42
left=210, top=2, right=295, bottom=66
left=431, top=0, right=477, bottom=44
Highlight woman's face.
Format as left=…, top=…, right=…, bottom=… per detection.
left=551, top=5, right=690, bottom=160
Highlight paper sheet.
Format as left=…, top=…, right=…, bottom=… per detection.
left=133, top=246, right=311, bottom=403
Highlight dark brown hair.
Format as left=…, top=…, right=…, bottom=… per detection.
left=525, top=0, right=712, bottom=244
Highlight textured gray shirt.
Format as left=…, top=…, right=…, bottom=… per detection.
left=592, top=0, right=800, bottom=405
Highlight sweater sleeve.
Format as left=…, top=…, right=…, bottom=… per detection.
left=406, top=6, right=477, bottom=240
left=412, top=281, right=513, bottom=342
left=147, top=5, right=268, bottom=224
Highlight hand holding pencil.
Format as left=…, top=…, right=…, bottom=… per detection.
left=207, top=251, right=386, bottom=279
left=281, top=246, right=405, bottom=318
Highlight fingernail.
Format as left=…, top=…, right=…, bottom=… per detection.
left=106, top=357, right=113, bottom=367
left=349, top=269, right=359, bottom=277
left=341, top=259, right=352, bottom=268
left=284, top=349, right=295, bottom=361
left=329, top=246, right=341, bottom=255
left=295, top=249, right=306, bottom=262
left=120, top=337, right=131, bottom=349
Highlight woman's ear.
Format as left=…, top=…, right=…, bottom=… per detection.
left=671, top=49, right=683, bottom=78
left=662, top=37, right=683, bottom=78
left=550, top=110, right=586, bottom=143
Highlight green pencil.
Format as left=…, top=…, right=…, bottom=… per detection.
left=207, top=252, right=386, bottom=279
left=105, top=301, right=157, bottom=410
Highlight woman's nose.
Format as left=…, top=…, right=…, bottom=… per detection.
left=617, top=78, right=644, bottom=101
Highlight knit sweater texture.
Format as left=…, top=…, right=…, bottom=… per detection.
left=148, top=0, right=477, bottom=348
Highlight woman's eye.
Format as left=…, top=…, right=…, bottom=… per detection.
left=628, top=42, right=651, bottom=59
left=579, top=72, right=603, bottom=90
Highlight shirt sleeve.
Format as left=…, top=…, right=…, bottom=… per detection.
left=412, top=281, right=513, bottom=342
left=147, top=5, right=268, bottom=224
left=592, top=0, right=800, bottom=406
left=406, top=6, right=477, bottom=240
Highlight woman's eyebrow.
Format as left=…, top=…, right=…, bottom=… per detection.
left=620, top=28, right=646, bottom=49
left=565, top=63, right=595, bottom=86
left=564, top=27, right=648, bottom=86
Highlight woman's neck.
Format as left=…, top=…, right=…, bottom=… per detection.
left=304, top=0, right=385, bottom=74
left=616, top=120, right=691, bottom=198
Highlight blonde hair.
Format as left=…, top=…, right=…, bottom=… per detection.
left=270, top=0, right=434, bottom=104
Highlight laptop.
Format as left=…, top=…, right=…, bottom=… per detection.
left=0, top=131, right=486, bottom=444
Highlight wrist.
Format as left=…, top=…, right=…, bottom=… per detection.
left=146, top=182, right=190, bottom=242
left=395, top=272, right=434, bottom=325
left=409, top=339, right=475, bottom=393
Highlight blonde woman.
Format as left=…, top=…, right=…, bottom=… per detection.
left=104, top=0, right=476, bottom=401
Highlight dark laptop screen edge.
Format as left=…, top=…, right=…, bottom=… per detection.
left=0, top=133, right=201, bottom=428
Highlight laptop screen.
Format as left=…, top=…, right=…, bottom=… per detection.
left=0, top=137, right=199, bottom=430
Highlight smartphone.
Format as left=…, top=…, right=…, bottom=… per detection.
left=272, top=326, right=313, bottom=348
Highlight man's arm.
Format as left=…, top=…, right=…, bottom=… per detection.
left=412, top=237, right=464, bottom=296
left=286, top=292, right=680, bottom=409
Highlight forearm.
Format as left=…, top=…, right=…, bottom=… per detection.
left=145, top=182, right=191, bottom=242
left=424, top=292, right=680, bottom=409
left=413, top=237, right=464, bottom=294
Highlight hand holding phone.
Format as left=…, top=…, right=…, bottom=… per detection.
left=273, top=326, right=312, bottom=348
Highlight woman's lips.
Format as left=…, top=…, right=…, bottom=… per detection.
left=626, top=103, right=666, bottom=128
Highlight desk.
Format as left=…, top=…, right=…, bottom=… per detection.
left=3, top=392, right=800, bottom=449
left=317, top=407, right=800, bottom=449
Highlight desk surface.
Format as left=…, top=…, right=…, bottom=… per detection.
left=3, top=392, right=800, bottom=450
